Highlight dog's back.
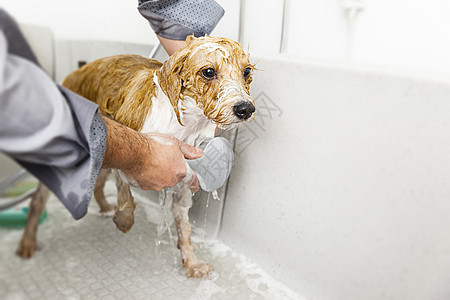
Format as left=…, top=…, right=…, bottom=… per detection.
left=62, top=55, right=162, bottom=131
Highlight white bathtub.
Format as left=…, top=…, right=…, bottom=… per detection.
left=2, top=24, right=450, bottom=300
left=220, top=56, right=450, bottom=299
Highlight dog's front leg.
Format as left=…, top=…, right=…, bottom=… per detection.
left=172, top=183, right=212, bottom=277
left=94, top=168, right=116, bottom=216
left=17, top=182, right=49, bottom=258
left=113, top=170, right=136, bottom=233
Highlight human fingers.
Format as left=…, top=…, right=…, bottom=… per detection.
left=176, top=139, right=203, bottom=159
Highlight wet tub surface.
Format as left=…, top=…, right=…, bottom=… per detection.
left=0, top=180, right=302, bottom=300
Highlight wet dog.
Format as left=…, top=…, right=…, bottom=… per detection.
left=17, top=35, right=255, bottom=277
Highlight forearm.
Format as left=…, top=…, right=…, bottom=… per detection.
left=101, top=116, right=146, bottom=172
left=138, top=0, right=224, bottom=54
left=100, top=116, right=201, bottom=192
left=156, top=34, right=187, bottom=56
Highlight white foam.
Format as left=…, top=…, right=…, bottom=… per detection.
left=190, top=42, right=229, bottom=59
left=98, top=210, right=115, bottom=217
left=182, top=161, right=196, bottom=187
left=196, top=239, right=305, bottom=300
left=189, top=279, right=224, bottom=300
left=148, top=133, right=176, bottom=146
left=211, top=190, right=221, bottom=201
left=118, top=170, right=141, bottom=189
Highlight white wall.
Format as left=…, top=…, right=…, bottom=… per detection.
left=1, top=1, right=155, bottom=45
left=3, top=0, right=450, bottom=75
left=240, top=0, right=285, bottom=55
left=352, top=0, right=450, bottom=75
left=1, top=0, right=240, bottom=45
left=241, top=0, right=450, bottom=75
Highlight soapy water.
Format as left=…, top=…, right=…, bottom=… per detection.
left=141, top=187, right=303, bottom=299
left=182, top=161, right=197, bottom=188
left=136, top=184, right=303, bottom=299
left=0, top=180, right=304, bottom=300
left=118, top=169, right=141, bottom=189
left=202, top=192, right=211, bottom=240
left=147, top=132, right=177, bottom=146
left=156, top=188, right=178, bottom=263
left=212, top=190, right=221, bottom=201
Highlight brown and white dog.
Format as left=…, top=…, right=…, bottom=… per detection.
left=16, top=35, right=255, bottom=277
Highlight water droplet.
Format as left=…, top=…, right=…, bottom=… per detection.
left=212, top=190, right=221, bottom=201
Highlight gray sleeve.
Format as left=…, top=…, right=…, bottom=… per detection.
left=138, top=0, right=224, bottom=40
left=0, top=31, right=107, bottom=219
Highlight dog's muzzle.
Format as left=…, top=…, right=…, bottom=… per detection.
left=233, top=101, right=255, bottom=120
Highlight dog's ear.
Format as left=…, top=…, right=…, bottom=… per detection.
left=157, top=47, right=191, bottom=125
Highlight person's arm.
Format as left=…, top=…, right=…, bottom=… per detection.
left=138, top=0, right=224, bottom=55
left=0, top=29, right=101, bottom=219
left=0, top=28, right=200, bottom=219
left=156, top=34, right=186, bottom=56
left=101, top=116, right=201, bottom=192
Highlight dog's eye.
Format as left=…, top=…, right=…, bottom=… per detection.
left=243, top=67, right=252, bottom=78
left=202, top=68, right=216, bottom=80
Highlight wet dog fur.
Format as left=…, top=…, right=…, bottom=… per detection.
left=17, top=35, right=255, bottom=277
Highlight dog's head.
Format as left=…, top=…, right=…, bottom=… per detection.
left=157, top=35, right=255, bottom=129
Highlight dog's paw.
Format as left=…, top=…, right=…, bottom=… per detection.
left=186, top=262, right=213, bottom=278
left=113, top=210, right=134, bottom=233
left=16, top=238, right=36, bottom=259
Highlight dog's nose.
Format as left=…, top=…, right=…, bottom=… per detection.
left=233, top=102, right=255, bottom=120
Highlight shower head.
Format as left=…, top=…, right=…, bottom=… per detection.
left=187, top=137, right=234, bottom=192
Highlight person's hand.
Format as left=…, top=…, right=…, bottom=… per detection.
left=122, top=133, right=202, bottom=192
left=101, top=117, right=203, bottom=193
